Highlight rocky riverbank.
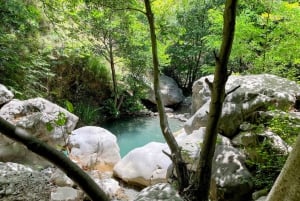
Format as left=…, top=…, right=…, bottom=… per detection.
left=0, top=74, right=299, bottom=201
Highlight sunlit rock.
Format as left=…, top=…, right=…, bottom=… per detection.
left=0, top=97, right=78, bottom=167
left=185, top=74, right=300, bottom=138
left=255, top=196, right=267, bottom=201
left=113, top=142, right=172, bottom=187
left=134, top=183, right=183, bottom=201
left=69, top=126, right=121, bottom=171
left=50, top=187, right=81, bottom=201
left=0, top=84, right=14, bottom=106
left=232, top=130, right=292, bottom=162
left=114, top=129, right=252, bottom=201
left=211, top=145, right=253, bottom=201
left=92, top=177, right=123, bottom=200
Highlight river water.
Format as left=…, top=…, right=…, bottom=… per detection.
left=102, top=116, right=183, bottom=157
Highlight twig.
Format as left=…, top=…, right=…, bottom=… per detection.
left=225, top=85, right=240, bottom=97
left=205, top=78, right=213, bottom=92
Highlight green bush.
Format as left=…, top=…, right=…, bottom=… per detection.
left=73, top=102, right=102, bottom=126
left=245, top=139, right=287, bottom=190
left=268, top=114, right=300, bottom=145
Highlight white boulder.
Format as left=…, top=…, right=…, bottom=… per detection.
left=0, top=98, right=78, bottom=167
left=69, top=126, right=121, bottom=170
left=146, top=75, right=184, bottom=106
left=185, top=74, right=300, bottom=138
left=113, top=142, right=172, bottom=186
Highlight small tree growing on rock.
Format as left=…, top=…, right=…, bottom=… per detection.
left=144, top=0, right=238, bottom=201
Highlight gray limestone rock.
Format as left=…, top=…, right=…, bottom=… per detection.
left=0, top=162, right=51, bottom=201
left=0, top=84, right=13, bottom=106
left=146, top=75, right=184, bottom=106
left=50, top=187, right=81, bottom=201
left=185, top=74, right=300, bottom=138
left=134, top=183, right=183, bottom=201
left=0, top=98, right=78, bottom=168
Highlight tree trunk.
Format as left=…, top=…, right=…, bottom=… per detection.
left=0, top=117, right=109, bottom=201
left=144, top=0, right=189, bottom=193
left=109, top=38, right=118, bottom=110
left=192, top=1, right=238, bottom=201
left=265, top=134, right=300, bottom=201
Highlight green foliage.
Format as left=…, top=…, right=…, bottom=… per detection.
left=46, top=112, right=68, bottom=132
left=2, top=0, right=299, bottom=119
left=246, top=138, right=287, bottom=190
left=55, top=112, right=67, bottom=127
left=268, top=114, right=300, bottom=145
left=205, top=1, right=300, bottom=82
left=0, top=0, right=53, bottom=98
left=87, top=56, right=110, bottom=83
left=65, top=100, right=74, bottom=113
left=101, top=99, right=119, bottom=118
left=165, top=0, right=218, bottom=93
left=244, top=109, right=299, bottom=190
left=74, top=102, right=102, bottom=125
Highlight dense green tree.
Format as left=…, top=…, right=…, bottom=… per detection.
left=190, top=1, right=238, bottom=201
left=164, top=0, right=224, bottom=94
left=144, top=0, right=189, bottom=193
left=85, top=4, right=128, bottom=113
left=0, top=0, right=52, bottom=98
left=206, top=0, right=300, bottom=82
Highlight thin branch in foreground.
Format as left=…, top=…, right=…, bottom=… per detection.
left=225, top=85, right=241, bottom=97
left=0, top=117, right=109, bottom=201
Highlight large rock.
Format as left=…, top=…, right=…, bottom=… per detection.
left=114, top=130, right=253, bottom=201
left=0, top=84, right=14, bottom=106
left=134, top=183, right=183, bottom=201
left=113, top=142, right=172, bottom=187
left=185, top=74, right=300, bottom=137
left=69, top=126, right=121, bottom=170
left=211, top=145, right=253, bottom=201
left=0, top=162, right=51, bottom=201
left=0, top=98, right=79, bottom=167
left=146, top=75, right=184, bottom=106
left=175, top=128, right=231, bottom=167
left=232, top=130, right=292, bottom=159
left=176, top=129, right=253, bottom=201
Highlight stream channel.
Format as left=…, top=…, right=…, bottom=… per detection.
left=102, top=116, right=183, bottom=157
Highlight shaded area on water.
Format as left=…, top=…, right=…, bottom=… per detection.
left=102, top=116, right=183, bottom=157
